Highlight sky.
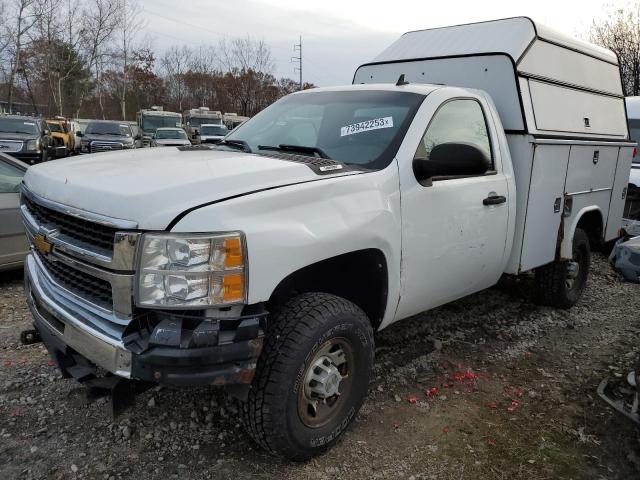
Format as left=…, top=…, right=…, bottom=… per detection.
left=140, top=0, right=632, bottom=86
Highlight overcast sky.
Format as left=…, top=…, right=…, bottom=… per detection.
left=140, top=0, right=630, bottom=86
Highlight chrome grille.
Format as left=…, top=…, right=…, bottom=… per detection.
left=36, top=252, right=113, bottom=311
left=0, top=139, right=23, bottom=153
left=90, top=142, right=123, bottom=153
left=23, top=195, right=117, bottom=251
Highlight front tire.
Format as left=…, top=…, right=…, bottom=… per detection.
left=240, top=292, right=374, bottom=460
left=535, top=227, right=590, bottom=308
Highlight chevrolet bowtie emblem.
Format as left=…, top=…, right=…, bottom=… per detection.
left=33, top=234, right=53, bottom=255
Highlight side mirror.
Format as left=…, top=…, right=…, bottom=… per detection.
left=77, top=131, right=83, bottom=137
left=413, top=142, right=490, bottom=182
left=135, top=134, right=142, bottom=140
left=43, top=130, right=50, bottom=136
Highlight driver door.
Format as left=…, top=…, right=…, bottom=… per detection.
left=395, top=96, right=509, bottom=320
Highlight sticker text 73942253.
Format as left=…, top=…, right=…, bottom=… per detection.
left=340, top=117, right=393, bottom=137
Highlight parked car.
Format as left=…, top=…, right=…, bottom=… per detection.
left=152, top=127, right=191, bottom=147
left=18, top=18, right=634, bottom=460
left=199, top=123, right=229, bottom=144
left=0, top=153, right=28, bottom=271
left=77, top=121, right=140, bottom=153
left=0, top=115, right=51, bottom=164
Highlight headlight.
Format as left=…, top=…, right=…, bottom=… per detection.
left=26, top=139, right=39, bottom=151
left=136, top=232, right=246, bottom=308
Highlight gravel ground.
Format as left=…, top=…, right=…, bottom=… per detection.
left=1, top=254, right=639, bottom=479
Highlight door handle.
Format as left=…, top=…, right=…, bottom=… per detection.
left=483, top=195, right=506, bottom=206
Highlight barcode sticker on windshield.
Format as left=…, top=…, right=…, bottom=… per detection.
left=340, top=116, right=393, bottom=137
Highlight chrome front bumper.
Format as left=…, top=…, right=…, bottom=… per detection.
left=25, top=253, right=132, bottom=377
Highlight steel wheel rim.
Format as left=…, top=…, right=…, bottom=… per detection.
left=298, top=337, right=354, bottom=429
left=566, top=247, right=585, bottom=291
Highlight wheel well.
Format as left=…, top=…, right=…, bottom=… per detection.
left=575, top=209, right=604, bottom=247
left=267, top=249, right=388, bottom=329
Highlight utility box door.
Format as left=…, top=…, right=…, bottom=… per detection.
left=519, top=144, right=570, bottom=271
left=528, top=81, right=627, bottom=137
left=565, top=145, right=619, bottom=194
left=606, top=146, right=635, bottom=240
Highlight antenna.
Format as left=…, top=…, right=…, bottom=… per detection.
left=396, top=74, right=409, bottom=86
left=292, top=36, right=302, bottom=90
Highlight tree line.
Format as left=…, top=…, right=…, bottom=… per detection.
left=0, top=0, right=312, bottom=120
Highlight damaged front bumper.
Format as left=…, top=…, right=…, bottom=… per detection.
left=25, top=252, right=265, bottom=388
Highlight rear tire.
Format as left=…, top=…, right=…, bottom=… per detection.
left=535, top=227, right=590, bottom=309
left=240, top=292, right=374, bottom=460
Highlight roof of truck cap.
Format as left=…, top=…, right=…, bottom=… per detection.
left=372, top=17, right=617, bottom=65
left=293, top=83, right=443, bottom=95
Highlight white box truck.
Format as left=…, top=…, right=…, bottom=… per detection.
left=20, top=18, right=633, bottom=460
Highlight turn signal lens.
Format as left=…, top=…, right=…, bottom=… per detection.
left=224, top=237, right=243, bottom=267
left=222, top=274, right=244, bottom=302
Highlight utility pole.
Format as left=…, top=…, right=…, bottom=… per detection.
left=292, top=36, right=302, bottom=90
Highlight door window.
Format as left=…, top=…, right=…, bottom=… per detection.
left=0, top=158, right=25, bottom=193
left=415, top=99, right=493, bottom=167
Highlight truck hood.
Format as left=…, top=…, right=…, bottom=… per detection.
left=23, top=147, right=356, bottom=230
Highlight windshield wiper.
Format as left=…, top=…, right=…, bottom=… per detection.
left=258, top=144, right=331, bottom=159
left=215, top=139, right=252, bottom=153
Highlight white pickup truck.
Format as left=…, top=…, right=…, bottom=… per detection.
left=20, top=18, right=633, bottom=460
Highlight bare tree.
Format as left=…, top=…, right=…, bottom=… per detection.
left=79, top=0, right=119, bottom=117
left=217, top=36, right=274, bottom=74
left=215, top=36, right=276, bottom=116
left=591, top=5, right=640, bottom=95
left=160, top=45, right=192, bottom=112
left=187, top=45, right=220, bottom=107
left=6, top=0, right=37, bottom=113
left=0, top=1, right=11, bottom=56
left=112, top=0, right=145, bottom=120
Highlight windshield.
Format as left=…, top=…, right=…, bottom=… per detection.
left=47, top=123, right=63, bottom=133
left=156, top=129, right=187, bottom=140
left=201, top=125, right=228, bottom=136
left=142, top=115, right=181, bottom=132
left=0, top=118, right=39, bottom=135
left=226, top=90, right=424, bottom=169
left=189, top=117, right=221, bottom=128
left=86, top=122, right=131, bottom=136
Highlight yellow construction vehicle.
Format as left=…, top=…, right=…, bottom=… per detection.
left=45, top=117, right=75, bottom=158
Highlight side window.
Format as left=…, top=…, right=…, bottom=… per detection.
left=415, top=99, right=493, bottom=167
left=0, top=159, right=25, bottom=193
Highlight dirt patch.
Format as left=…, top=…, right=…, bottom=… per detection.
left=1, top=255, right=639, bottom=479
